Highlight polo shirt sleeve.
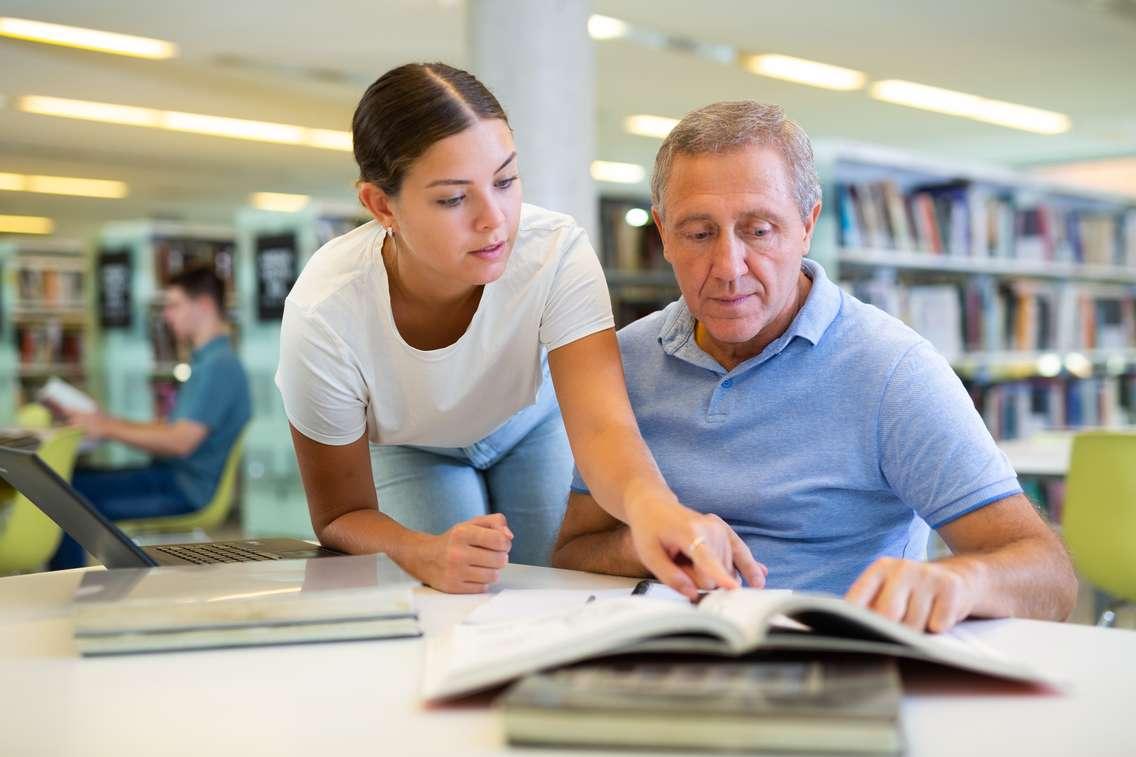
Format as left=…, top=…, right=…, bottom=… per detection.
left=877, top=341, right=1022, bottom=529
left=539, top=226, right=615, bottom=351
left=275, top=299, right=368, bottom=446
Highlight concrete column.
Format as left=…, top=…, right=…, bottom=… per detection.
left=467, top=0, right=597, bottom=244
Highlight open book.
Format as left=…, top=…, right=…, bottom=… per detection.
left=422, top=588, right=1058, bottom=701
left=37, top=376, right=98, bottom=416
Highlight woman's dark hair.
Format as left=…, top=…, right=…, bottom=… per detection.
left=352, top=62, right=510, bottom=196
left=168, top=264, right=226, bottom=317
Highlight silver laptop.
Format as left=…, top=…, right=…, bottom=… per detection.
left=0, top=441, right=342, bottom=568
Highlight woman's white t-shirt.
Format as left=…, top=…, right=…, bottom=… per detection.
left=275, top=203, right=615, bottom=448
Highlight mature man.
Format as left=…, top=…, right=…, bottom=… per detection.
left=552, top=101, right=1077, bottom=632
left=49, top=265, right=251, bottom=569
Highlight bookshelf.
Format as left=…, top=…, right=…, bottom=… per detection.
left=94, top=222, right=236, bottom=465
left=0, top=238, right=94, bottom=424
left=233, top=203, right=370, bottom=539
left=815, top=142, right=1136, bottom=446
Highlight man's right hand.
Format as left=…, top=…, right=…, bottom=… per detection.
left=626, top=500, right=766, bottom=599
left=417, top=513, right=513, bottom=594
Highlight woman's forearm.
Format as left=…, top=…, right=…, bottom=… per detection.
left=319, top=508, right=432, bottom=576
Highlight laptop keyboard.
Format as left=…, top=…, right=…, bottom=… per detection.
left=150, top=542, right=283, bottom=565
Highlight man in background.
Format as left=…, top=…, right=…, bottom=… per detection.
left=49, top=265, right=250, bottom=569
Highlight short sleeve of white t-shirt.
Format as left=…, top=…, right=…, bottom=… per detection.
left=275, top=204, right=614, bottom=448
left=277, top=301, right=368, bottom=445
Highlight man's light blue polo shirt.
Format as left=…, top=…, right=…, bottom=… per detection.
left=573, top=259, right=1021, bottom=595
left=160, top=335, right=252, bottom=508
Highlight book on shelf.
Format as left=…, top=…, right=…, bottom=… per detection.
left=16, top=267, right=86, bottom=308
left=837, top=179, right=1136, bottom=267
left=975, top=376, right=1134, bottom=440
left=421, top=587, right=1058, bottom=702
left=501, top=657, right=904, bottom=755
left=15, top=322, right=85, bottom=367
left=71, top=553, right=421, bottom=656
left=843, top=277, right=1136, bottom=356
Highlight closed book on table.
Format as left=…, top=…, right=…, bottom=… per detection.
left=501, top=658, right=904, bottom=754
left=72, top=552, right=420, bottom=656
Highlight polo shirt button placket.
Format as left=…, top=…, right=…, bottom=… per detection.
left=707, top=375, right=731, bottom=423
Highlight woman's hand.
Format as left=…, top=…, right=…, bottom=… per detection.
left=626, top=500, right=766, bottom=599
left=417, top=513, right=513, bottom=594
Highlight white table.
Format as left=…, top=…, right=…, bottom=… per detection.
left=998, top=433, right=1074, bottom=477
left=2, top=563, right=1134, bottom=757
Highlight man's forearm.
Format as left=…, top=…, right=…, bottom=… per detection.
left=104, top=419, right=190, bottom=457
left=551, top=524, right=651, bottom=578
left=940, top=533, right=1077, bottom=621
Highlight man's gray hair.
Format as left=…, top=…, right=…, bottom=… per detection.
left=650, top=101, right=822, bottom=221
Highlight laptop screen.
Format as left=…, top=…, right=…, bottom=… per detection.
left=0, top=446, right=154, bottom=569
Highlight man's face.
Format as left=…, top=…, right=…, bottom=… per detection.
left=162, top=286, right=198, bottom=341
left=654, top=144, right=820, bottom=356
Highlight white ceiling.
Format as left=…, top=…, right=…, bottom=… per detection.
left=1, top=0, right=1134, bottom=238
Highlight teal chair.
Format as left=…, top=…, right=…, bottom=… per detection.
left=1061, top=431, right=1136, bottom=626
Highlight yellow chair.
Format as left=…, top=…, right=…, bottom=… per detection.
left=1061, top=430, right=1136, bottom=626
left=118, top=430, right=247, bottom=537
left=0, top=427, right=84, bottom=575
left=16, top=402, right=54, bottom=429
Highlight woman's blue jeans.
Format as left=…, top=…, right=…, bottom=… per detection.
left=370, top=376, right=573, bottom=567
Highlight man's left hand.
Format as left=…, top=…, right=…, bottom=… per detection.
left=844, top=557, right=979, bottom=633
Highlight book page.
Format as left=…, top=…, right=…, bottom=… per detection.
left=695, top=589, right=795, bottom=647
left=462, top=589, right=632, bottom=625
left=38, top=376, right=97, bottom=414
left=423, top=597, right=738, bottom=700
left=448, top=599, right=676, bottom=678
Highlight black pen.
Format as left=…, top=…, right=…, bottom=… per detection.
left=631, top=579, right=652, bottom=596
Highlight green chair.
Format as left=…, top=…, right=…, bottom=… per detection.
left=16, top=402, right=54, bottom=429
left=0, top=427, right=84, bottom=575
left=1061, top=430, right=1136, bottom=626
left=118, top=430, right=247, bottom=538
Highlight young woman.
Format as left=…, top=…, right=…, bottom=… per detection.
left=276, top=62, right=760, bottom=595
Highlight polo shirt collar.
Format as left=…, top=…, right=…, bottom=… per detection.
left=191, top=334, right=230, bottom=362
left=657, top=258, right=842, bottom=373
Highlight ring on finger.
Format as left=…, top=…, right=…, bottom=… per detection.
left=688, top=535, right=707, bottom=554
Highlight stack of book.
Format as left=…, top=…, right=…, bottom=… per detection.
left=71, top=554, right=421, bottom=656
